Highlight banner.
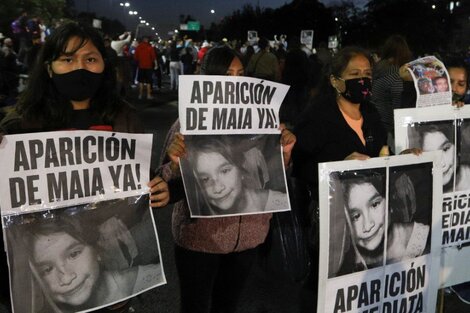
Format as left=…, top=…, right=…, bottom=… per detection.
left=178, top=76, right=291, bottom=217
left=0, top=131, right=166, bottom=313
left=317, top=153, right=442, bottom=313
left=395, top=105, right=470, bottom=287
left=405, top=56, right=452, bottom=108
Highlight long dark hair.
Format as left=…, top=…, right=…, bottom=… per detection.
left=200, top=46, right=242, bottom=75
left=17, top=21, right=124, bottom=130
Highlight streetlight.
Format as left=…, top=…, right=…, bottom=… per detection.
left=432, top=4, right=436, bottom=9
left=210, top=9, right=215, bottom=14
left=124, top=2, right=130, bottom=7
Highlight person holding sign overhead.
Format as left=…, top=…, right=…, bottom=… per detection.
left=159, top=46, right=295, bottom=313
left=0, top=22, right=169, bottom=312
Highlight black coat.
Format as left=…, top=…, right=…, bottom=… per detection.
left=292, top=98, right=387, bottom=201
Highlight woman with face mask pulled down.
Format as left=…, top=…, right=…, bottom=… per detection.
left=0, top=22, right=170, bottom=312
left=291, top=46, right=388, bottom=309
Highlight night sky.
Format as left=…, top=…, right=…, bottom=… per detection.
left=74, top=0, right=354, bottom=37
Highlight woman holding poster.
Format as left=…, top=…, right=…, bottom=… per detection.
left=0, top=22, right=169, bottom=312
left=292, top=46, right=387, bottom=308
left=159, top=46, right=295, bottom=313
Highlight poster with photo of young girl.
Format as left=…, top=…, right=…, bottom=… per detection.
left=317, top=153, right=442, bottom=313
left=395, top=105, right=470, bottom=287
left=0, top=131, right=167, bottom=313
left=178, top=75, right=291, bottom=217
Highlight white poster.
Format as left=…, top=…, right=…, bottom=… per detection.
left=0, top=131, right=166, bottom=313
left=395, top=105, right=470, bottom=287
left=405, top=56, right=452, bottom=108
left=300, top=30, right=314, bottom=49
left=247, top=30, right=258, bottom=45
left=178, top=76, right=291, bottom=217
left=317, top=153, right=442, bottom=313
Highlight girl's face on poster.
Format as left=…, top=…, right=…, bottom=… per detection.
left=347, top=182, right=386, bottom=251
left=33, top=232, right=100, bottom=307
left=422, top=131, right=454, bottom=186
left=195, top=151, right=244, bottom=212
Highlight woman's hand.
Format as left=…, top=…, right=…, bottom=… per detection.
left=399, top=148, right=422, bottom=156
left=279, top=124, right=296, bottom=167
left=452, top=100, right=465, bottom=108
left=345, top=152, right=370, bottom=160
left=167, top=132, right=185, bottom=173
left=399, top=65, right=413, bottom=81
left=148, top=176, right=170, bottom=208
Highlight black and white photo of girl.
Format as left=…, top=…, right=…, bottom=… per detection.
left=180, top=134, right=290, bottom=217
left=3, top=195, right=165, bottom=313
left=328, top=165, right=431, bottom=278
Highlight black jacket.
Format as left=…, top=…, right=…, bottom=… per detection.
left=292, top=99, right=387, bottom=201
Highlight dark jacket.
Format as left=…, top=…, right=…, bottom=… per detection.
left=292, top=98, right=387, bottom=201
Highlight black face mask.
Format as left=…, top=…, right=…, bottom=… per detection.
left=52, top=69, right=103, bottom=102
left=340, top=77, right=372, bottom=103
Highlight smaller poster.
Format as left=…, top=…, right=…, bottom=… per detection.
left=405, top=56, right=452, bottom=108
left=300, top=30, right=314, bottom=50
left=317, top=153, right=442, bottom=313
left=328, top=35, right=338, bottom=49
left=247, top=30, right=258, bottom=45
left=178, top=75, right=291, bottom=217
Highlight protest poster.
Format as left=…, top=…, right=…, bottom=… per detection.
left=405, top=56, right=452, bottom=108
left=178, top=75, right=291, bottom=217
left=300, top=30, right=314, bottom=50
left=0, top=131, right=166, bottom=313
left=317, top=153, right=442, bottom=313
left=395, top=105, right=470, bottom=287
left=247, top=30, right=258, bottom=45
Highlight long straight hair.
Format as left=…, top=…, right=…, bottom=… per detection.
left=17, top=22, right=124, bottom=130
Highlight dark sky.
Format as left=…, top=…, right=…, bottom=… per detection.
left=75, top=0, right=352, bottom=37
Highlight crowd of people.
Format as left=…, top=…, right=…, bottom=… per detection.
left=0, top=14, right=469, bottom=313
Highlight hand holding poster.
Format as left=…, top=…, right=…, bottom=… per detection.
left=404, top=56, right=452, bottom=108
left=177, top=75, right=291, bottom=217
left=317, top=153, right=442, bottom=313
left=395, top=105, right=470, bottom=286
left=0, top=131, right=166, bottom=313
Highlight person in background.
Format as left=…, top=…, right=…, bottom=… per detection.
left=246, top=37, right=280, bottom=82
left=371, top=35, right=413, bottom=150
left=134, top=36, right=156, bottom=100
left=159, top=45, right=295, bottom=313
left=169, top=40, right=183, bottom=90
left=0, top=22, right=169, bottom=313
